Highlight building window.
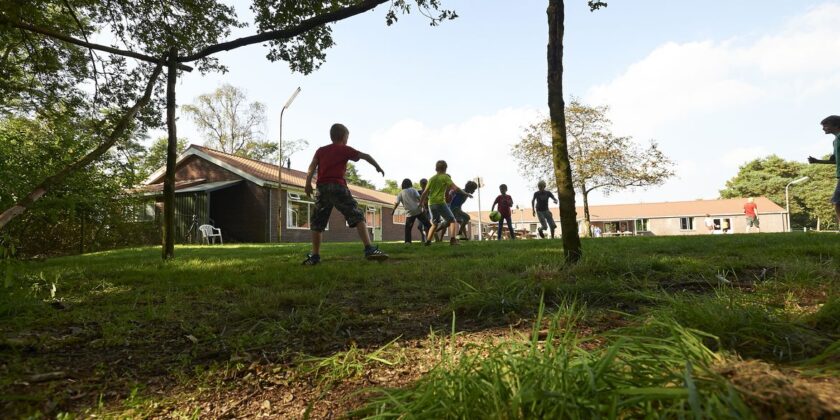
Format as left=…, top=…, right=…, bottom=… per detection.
left=393, top=207, right=407, bottom=224
left=680, top=217, right=694, bottom=230
left=530, top=223, right=537, bottom=233
left=287, top=194, right=327, bottom=230
left=635, top=218, right=649, bottom=232
left=126, top=201, right=156, bottom=222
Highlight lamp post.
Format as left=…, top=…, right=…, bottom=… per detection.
left=474, top=177, right=483, bottom=240
left=277, top=86, right=301, bottom=242
left=784, top=176, right=809, bottom=232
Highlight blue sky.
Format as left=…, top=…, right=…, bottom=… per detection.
left=161, top=0, right=840, bottom=212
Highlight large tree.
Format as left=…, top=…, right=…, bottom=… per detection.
left=513, top=100, right=674, bottom=236
left=720, top=155, right=836, bottom=230
left=547, top=0, right=607, bottom=263
left=0, top=0, right=456, bottom=259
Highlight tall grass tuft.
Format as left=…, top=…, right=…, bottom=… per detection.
left=358, top=300, right=750, bottom=419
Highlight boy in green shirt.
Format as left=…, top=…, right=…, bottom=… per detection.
left=419, top=160, right=472, bottom=246
left=808, top=115, right=840, bottom=226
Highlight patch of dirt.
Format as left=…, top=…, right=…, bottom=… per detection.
left=717, top=359, right=840, bottom=419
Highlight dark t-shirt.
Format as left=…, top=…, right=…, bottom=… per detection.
left=449, top=190, right=468, bottom=209
left=494, top=194, right=513, bottom=217
left=532, top=190, right=556, bottom=212
left=314, top=143, right=360, bottom=186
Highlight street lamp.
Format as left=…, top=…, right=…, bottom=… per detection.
left=277, top=86, right=301, bottom=242
left=474, top=177, right=484, bottom=240
left=784, top=176, right=809, bottom=232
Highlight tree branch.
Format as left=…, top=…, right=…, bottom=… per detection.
left=0, top=63, right=165, bottom=230
left=0, top=14, right=193, bottom=72
left=179, top=0, right=388, bottom=62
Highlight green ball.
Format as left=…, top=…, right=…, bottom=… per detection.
left=489, top=211, right=502, bottom=222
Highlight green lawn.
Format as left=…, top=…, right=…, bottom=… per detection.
left=1, top=234, right=838, bottom=418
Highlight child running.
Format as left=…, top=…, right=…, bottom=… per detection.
left=419, top=160, right=472, bottom=246
left=449, top=180, right=478, bottom=240
left=491, top=184, right=515, bottom=240
left=393, top=178, right=431, bottom=244
left=531, top=180, right=558, bottom=238
left=416, top=178, right=430, bottom=239
left=302, top=123, right=388, bottom=265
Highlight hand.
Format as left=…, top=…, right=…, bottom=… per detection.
left=532, top=211, right=536, bottom=217
left=553, top=199, right=558, bottom=204
left=305, top=183, right=313, bottom=198
left=377, top=167, right=385, bottom=176
left=807, top=156, right=818, bottom=164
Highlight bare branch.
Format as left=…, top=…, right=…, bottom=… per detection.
left=179, top=0, right=388, bottom=62
left=0, top=14, right=193, bottom=72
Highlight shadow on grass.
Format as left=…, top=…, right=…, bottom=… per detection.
left=0, top=234, right=836, bottom=416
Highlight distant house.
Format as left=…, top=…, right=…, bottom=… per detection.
left=137, top=145, right=407, bottom=243
left=468, top=197, right=787, bottom=238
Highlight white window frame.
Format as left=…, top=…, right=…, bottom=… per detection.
left=287, top=193, right=328, bottom=230
left=635, top=218, right=650, bottom=232
left=679, top=217, right=694, bottom=230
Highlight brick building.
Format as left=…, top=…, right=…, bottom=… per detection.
left=468, top=197, right=788, bottom=238
left=140, top=145, right=407, bottom=243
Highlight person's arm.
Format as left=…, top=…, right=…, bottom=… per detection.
left=451, top=183, right=472, bottom=198
left=491, top=196, right=498, bottom=212
left=549, top=191, right=558, bottom=204
left=419, top=187, right=430, bottom=206
left=392, top=194, right=402, bottom=213
left=808, top=154, right=836, bottom=164
left=358, top=152, right=385, bottom=176
left=531, top=194, right=537, bottom=216
left=304, top=156, right=319, bottom=197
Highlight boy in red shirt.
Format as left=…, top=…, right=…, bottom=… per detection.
left=302, top=123, right=388, bottom=265
left=491, top=184, right=515, bottom=240
left=743, top=197, right=759, bottom=233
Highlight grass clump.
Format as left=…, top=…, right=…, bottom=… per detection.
left=359, top=301, right=749, bottom=419
left=650, top=293, right=835, bottom=362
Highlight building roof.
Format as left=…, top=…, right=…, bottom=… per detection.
left=144, top=145, right=396, bottom=206
left=469, top=197, right=786, bottom=224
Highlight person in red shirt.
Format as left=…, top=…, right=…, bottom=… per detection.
left=491, top=184, right=515, bottom=240
left=743, top=197, right=760, bottom=233
left=302, top=123, right=388, bottom=265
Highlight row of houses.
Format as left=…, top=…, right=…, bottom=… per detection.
left=136, top=145, right=787, bottom=243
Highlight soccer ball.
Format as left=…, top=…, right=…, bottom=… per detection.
left=489, top=211, right=502, bottom=222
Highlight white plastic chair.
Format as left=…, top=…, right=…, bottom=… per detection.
left=198, top=224, right=223, bottom=244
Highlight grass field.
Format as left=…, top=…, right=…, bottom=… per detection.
left=1, top=234, right=838, bottom=418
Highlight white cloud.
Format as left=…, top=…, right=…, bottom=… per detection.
left=719, top=146, right=769, bottom=168
left=365, top=107, right=543, bottom=212
left=586, top=3, right=840, bottom=137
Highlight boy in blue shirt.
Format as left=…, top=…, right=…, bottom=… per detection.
left=449, top=180, right=478, bottom=240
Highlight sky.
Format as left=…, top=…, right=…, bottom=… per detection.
left=157, top=0, right=840, bottom=213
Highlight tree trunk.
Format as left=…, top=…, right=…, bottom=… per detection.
left=163, top=47, right=177, bottom=260
left=581, top=185, right=591, bottom=238
left=547, top=0, right=581, bottom=262
left=0, top=64, right=163, bottom=231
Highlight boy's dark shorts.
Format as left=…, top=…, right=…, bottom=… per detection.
left=451, top=206, right=470, bottom=224
left=832, top=180, right=840, bottom=205
left=310, top=183, right=365, bottom=232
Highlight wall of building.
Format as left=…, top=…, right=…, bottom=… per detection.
left=210, top=182, right=269, bottom=243
left=641, top=213, right=786, bottom=236
left=174, top=156, right=241, bottom=183
left=275, top=188, right=402, bottom=244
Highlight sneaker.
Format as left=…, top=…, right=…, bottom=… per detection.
left=449, top=237, right=460, bottom=246
left=364, top=246, right=389, bottom=261
left=302, top=253, right=320, bottom=265
left=424, top=239, right=432, bottom=246
left=538, top=229, right=545, bottom=239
